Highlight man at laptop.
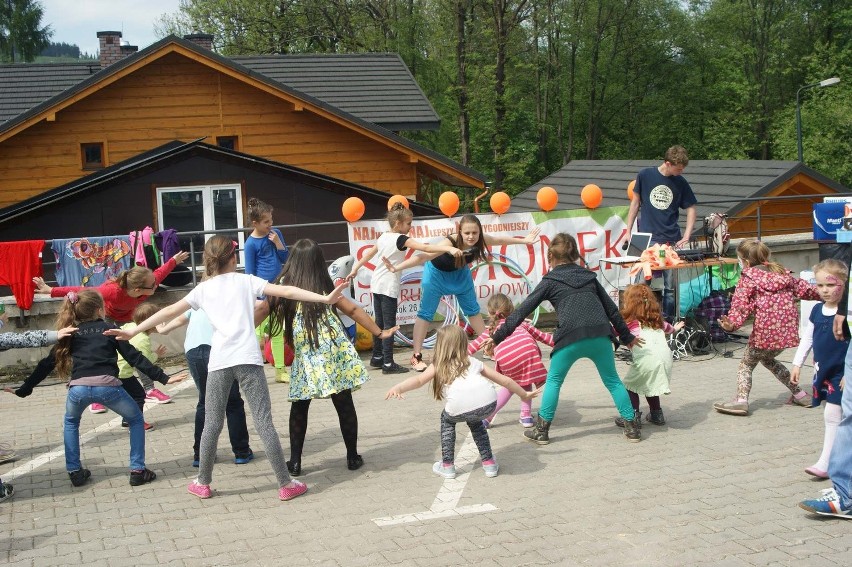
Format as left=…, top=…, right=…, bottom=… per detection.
left=624, top=145, right=698, bottom=319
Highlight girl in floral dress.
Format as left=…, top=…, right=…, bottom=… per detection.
left=268, top=239, right=397, bottom=476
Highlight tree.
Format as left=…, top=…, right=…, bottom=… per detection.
left=0, top=0, right=51, bottom=62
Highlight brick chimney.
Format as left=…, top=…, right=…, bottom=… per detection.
left=184, top=34, right=214, bottom=51
left=120, top=43, right=138, bottom=57
left=97, top=31, right=123, bottom=69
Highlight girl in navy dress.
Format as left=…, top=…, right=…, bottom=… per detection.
left=792, top=259, right=849, bottom=478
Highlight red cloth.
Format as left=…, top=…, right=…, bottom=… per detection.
left=0, top=240, right=45, bottom=310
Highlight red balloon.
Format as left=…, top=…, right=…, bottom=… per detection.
left=439, top=191, right=460, bottom=217
left=537, top=186, right=558, bottom=211
left=627, top=180, right=636, bottom=201
left=388, top=195, right=410, bottom=210
left=490, top=191, right=511, bottom=215
left=342, top=197, right=365, bottom=222
left=581, top=184, right=603, bottom=209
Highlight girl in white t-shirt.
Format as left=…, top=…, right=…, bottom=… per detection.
left=107, top=235, right=346, bottom=502
left=386, top=325, right=539, bottom=479
left=347, top=202, right=462, bottom=374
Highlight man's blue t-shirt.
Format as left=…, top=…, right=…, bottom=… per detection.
left=635, top=166, right=697, bottom=244
left=244, top=228, right=289, bottom=282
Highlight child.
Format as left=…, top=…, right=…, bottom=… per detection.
left=615, top=284, right=684, bottom=428
left=1, top=316, right=77, bottom=502
left=33, top=250, right=190, bottom=410
left=347, top=202, right=463, bottom=374
left=382, top=214, right=539, bottom=371
left=244, top=197, right=290, bottom=382
left=467, top=293, right=553, bottom=428
left=106, top=236, right=346, bottom=501
left=715, top=239, right=819, bottom=416
left=791, top=259, right=849, bottom=477
left=491, top=233, right=643, bottom=444
left=13, top=290, right=176, bottom=487
left=267, top=239, right=398, bottom=476
left=386, top=325, right=539, bottom=478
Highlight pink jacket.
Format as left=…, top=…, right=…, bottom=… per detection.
left=725, top=266, right=818, bottom=350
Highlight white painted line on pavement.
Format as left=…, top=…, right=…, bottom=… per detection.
left=371, top=431, right=498, bottom=526
left=3, top=379, right=195, bottom=482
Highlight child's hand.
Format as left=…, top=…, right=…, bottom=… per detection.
left=718, top=315, right=735, bottom=331
left=625, top=336, right=645, bottom=349
left=268, top=231, right=281, bottom=245
left=345, top=268, right=358, bottom=282
left=381, top=256, right=397, bottom=274
left=154, top=344, right=168, bottom=358
left=377, top=326, right=399, bottom=340
left=790, top=366, right=800, bottom=386
left=166, top=370, right=188, bottom=384
left=522, top=227, right=541, bottom=244
left=32, top=277, right=52, bottom=294
left=325, top=281, right=348, bottom=304
left=172, top=251, right=190, bottom=264
left=385, top=386, right=406, bottom=400
left=104, top=328, right=135, bottom=341
left=448, top=247, right=463, bottom=258
left=3, top=387, right=16, bottom=395
left=673, top=321, right=685, bottom=332
left=521, top=384, right=542, bottom=401
left=57, top=326, right=78, bottom=339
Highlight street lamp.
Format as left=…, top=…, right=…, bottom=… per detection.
left=796, top=77, right=840, bottom=162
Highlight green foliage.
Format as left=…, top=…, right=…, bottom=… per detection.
left=0, top=0, right=52, bottom=62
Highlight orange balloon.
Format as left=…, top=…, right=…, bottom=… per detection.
left=627, top=180, right=636, bottom=201
left=490, top=191, right=511, bottom=215
left=387, top=195, right=410, bottom=210
left=581, top=184, right=603, bottom=209
left=438, top=191, right=460, bottom=217
left=537, top=186, right=558, bottom=211
left=342, top=197, right=365, bottom=223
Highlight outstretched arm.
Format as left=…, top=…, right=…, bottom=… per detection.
left=481, top=366, right=540, bottom=400
left=383, top=252, right=438, bottom=273
left=106, top=299, right=192, bottom=340
left=483, top=227, right=540, bottom=246
left=264, top=281, right=347, bottom=304
left=347, top=245, right=379, bottom=281
left=386, top=365, right=436, bottom=399
left=335, top=296, right=397, bottom=339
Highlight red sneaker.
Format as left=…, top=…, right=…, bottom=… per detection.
left=279, top=480, right=308, bottom=501
left=145, top=388, right=172, bottom=404
left=89, top=403, right=107, bottom=414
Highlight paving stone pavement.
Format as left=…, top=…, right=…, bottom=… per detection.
left=1, top=340, right=849, bottom=566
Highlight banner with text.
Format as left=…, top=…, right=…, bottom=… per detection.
left=347, top=207, right=631, bottom=324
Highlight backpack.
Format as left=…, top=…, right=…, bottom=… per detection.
left=704, top=213, right=730, bottom=256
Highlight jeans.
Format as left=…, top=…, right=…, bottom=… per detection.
left=64, top=385, right=145, bottom=472
left=830, top=345, right=852, bottom=509
left=372, top=293, right=398, bottom=365
left=186, top=345, right=251, bottom=459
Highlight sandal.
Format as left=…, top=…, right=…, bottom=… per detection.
left=410, top=353, right=428, bottom=372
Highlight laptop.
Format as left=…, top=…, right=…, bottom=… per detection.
left=606, top=232, right=652, bottom=264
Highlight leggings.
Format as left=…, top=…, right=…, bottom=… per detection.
left=120, top=376, right=146, bottom=414
left=289, top=389, right=359, bottom=463
left=440, top=402, right=497, bottom=463
left=541, top=336, right=634, bottom=421
left=197, top=364, right=290, bottom=487
left=487, top=384, right=534, bottom=423
left=736, top=346, right=801, bottom=401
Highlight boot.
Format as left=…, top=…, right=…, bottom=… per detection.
left=623, top=417, right=642, bottom=442
left=647, top=409, right=666, bottom=426
left=614, top=410, right=642, bottom=429
left=523, top=414, right=551, bottom=445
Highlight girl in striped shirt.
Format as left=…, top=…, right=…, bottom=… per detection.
left=468, top=294, right=553, bottom=428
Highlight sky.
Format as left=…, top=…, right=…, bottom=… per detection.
left=40, top=0, right=183, bottom=56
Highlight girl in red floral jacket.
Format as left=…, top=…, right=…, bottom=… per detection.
left=714, top=240, right=819, bottom=416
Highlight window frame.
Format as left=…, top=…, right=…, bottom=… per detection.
left=80, top=142, right=105, bottom=170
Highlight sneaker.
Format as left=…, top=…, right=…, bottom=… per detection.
left=129, top=468, right=156, bottom=486
left=615, top=410, right=642, bottom=429
left=382, top=362, right=410, bottom=375
left=68, top=468, right=91, bottom=487
left=411, top=353, right=428, bottom=372
left=791, top=392, right=812, bottom=408
left=805, top=466, right=829, bottom=479
left=369, top=357, right=384, bottom=369
left=0, top=442, right=17, bottom=464
left=121, top=421, right=154, bottom=431
left=188, top=480, right=212, bottom=499
left=192, top=456, right=199, bottom=468
left=713, top=400, right=749, bottom=416
left=279, top=480, right=308, bottom=501
left=89, top=403, right=107, bottom=414
left=275, top=367, right=290, bottom=383
left=145, top=388, right=172, bottom=404
left=0, top=483, right=13, bottom=503
left=519, top=416, right=535, bottom=428
left=234, top=451, right=254, bottom=465
left=646, top=409, right=666, bottom=426
left=799, top=488, right=852, bottom=519
left=483, top=461, right=499, bottom=478
left=432, top=461, right=457, bottom=479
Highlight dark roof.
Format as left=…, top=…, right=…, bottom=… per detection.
left=233, top=54, right=439, bottom=131
left=0, top=51, right=439, bottom=131
left=514, top=160, right=849, bottom=220
left=0, top=139, right=441, bottom=225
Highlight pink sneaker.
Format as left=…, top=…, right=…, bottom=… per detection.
left=279, top=480, right=308, bottom=501
left=188, top=481, right=212, bottom=499
left=89, top=403, right=107, bottom=414
left=145, top=388, right=172, bottom=404
left=805, top=466, right=829, bottom=479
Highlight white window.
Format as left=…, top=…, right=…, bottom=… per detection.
left=156, top=184, right=245, bottom=267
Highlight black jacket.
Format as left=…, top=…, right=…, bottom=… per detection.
left=492, top=263, right=635, bottom=352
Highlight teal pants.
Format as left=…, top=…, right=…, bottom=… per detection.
left=539, top=336, right=634, bottom=421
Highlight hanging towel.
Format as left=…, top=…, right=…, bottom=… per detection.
left=52, top=236, right=132, bottom=287
left=0, top=240, right=45, bottom=310
left=155, top=229, right=181, bottom=261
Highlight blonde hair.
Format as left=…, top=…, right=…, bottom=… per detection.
left=131, top=302, right=160, bottom=326
left=485, top=294, right=514, bottom=358
left=203, top=235, right=237, bottom=277
left=114, top=266, right=153, bottom=290
left=55, top=290, right=104, bottom=378
left=387, top=202, right=413, bottom=231
left=431, top=326, right=471, bottom=401
left=813, top=259, right=848, bottom=282
left=737, top=239, right=785, bottom=274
